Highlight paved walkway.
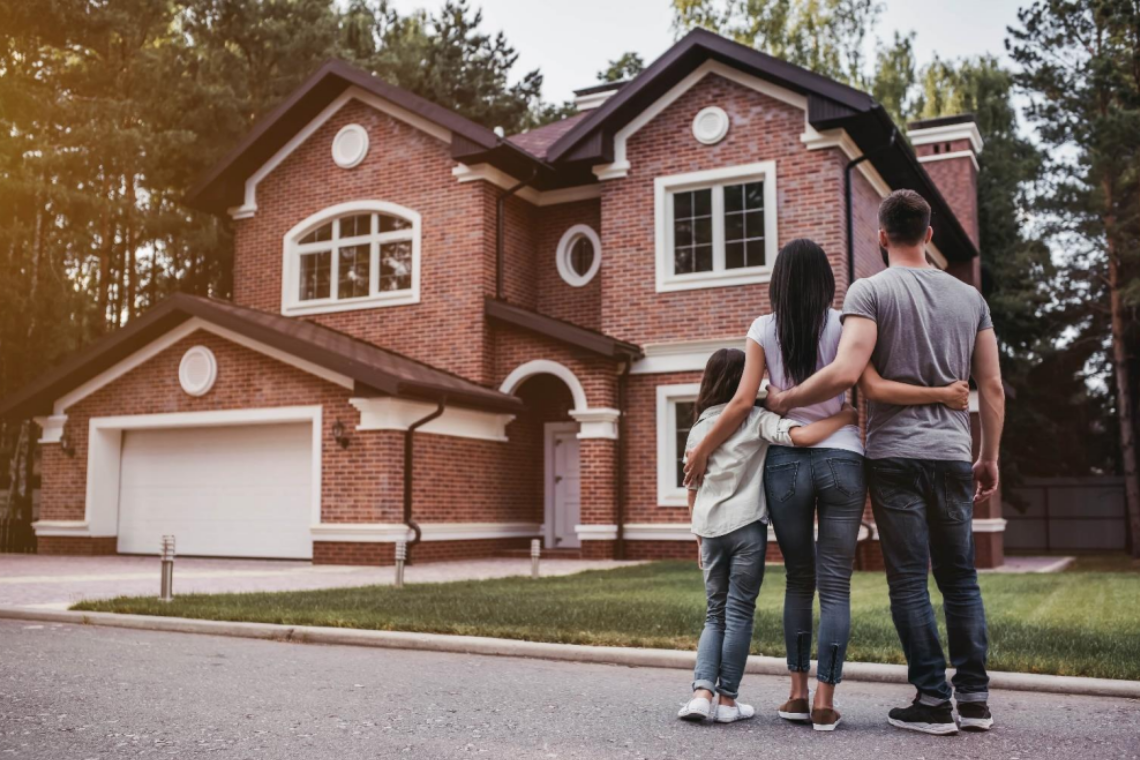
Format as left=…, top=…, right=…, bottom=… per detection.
left=0, top=554, right=641, bottom=609
left=2, top=619, right=1136, bottom=759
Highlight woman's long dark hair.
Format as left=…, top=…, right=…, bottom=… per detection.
left=769, top=239, right=835, bottom=387
left=694, top=348, right=747, bottom=422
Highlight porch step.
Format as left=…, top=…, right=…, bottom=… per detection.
left=495, top=547, right=582, bottom=560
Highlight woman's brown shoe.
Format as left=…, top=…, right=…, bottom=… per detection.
left=811, top=707, right=842, bottom=731
left=778, top=698, right=811, bottom=722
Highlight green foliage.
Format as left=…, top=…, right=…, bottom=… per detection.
left=74, top=561, right=1140, bottom=680
left=598, top=52, right=646, bottom=83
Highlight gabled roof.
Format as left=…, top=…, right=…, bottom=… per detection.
left=0, top=294, right=523, bottom=420
left=185, top=59, right=543, bottom=214
left=485, top=298, right=642, bottom=360
left=542, top=28, right=978, bottom=261
left=507, top=113, right=590, bottom=160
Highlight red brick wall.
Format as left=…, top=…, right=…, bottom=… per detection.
left=313, top=537, right=532, bottom=566
left=233, top=99, right=492, bottom=384
left=600, top=74, right=848, bottom=345
left=914, top=138, right=979, bottom=249
left=534, top=199, right=603, bottom=331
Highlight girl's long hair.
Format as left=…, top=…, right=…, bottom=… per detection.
left=769, top=239, right=835, bottom=387
left=694, top=348, right=747, bottom=423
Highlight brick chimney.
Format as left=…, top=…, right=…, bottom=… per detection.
left=907, top=114, right=983, bottom=289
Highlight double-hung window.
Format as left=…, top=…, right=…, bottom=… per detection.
left=654, top=161, right=778, bottom=293
left=656, top=383, right=701, bottom=507
left=283, top=201, right=421, bottom=316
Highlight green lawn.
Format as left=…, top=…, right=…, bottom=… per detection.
left=72, top=562, right=1140, bottom=681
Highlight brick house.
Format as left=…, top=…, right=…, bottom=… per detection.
left=0, top=29, right=1005, bottom=567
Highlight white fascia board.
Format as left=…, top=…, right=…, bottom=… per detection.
left=917, top=149, right=980, bottom=172
left=350, top=397, right=514, bottom=442
left=908, top=121, right=984, bottom=154
left=575, top=524, right=619, bottom=541
left=632, top=337, right=747, bottom=375
left=452, top=163, right=601, bottom=206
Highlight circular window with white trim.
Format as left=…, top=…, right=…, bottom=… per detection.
left=179, top=346, right=218, bottom=397
left=332, top=124, right=370, bottom=168
left=556, top=225, right=601, bottom=287
left=692, top=106, right=730, bottom=145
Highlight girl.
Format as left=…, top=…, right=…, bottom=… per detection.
left=677, top=347, right=857, bottom=724
left=684, top=239, right=968, bottom=731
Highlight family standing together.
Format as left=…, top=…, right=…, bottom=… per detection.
left=677, top=189, right=1005, bottom=735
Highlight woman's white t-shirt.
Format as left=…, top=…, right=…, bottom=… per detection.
left=747, top=309, right=865, bottom=455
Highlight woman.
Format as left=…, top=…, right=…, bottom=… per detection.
left=684, top=239, right=967, bottom=731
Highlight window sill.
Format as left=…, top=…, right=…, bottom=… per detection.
left=657, top=266, right=772, bottom=293
left=282, top=291, right=420, bottom=316
left=658, top=493, right=690, bottom=508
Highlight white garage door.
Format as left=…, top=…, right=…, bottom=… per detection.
left=117, top=423, right=314, bottom=559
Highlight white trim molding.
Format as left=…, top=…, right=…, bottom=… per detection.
left=908, top=121, right=984, bottom=154
left=555, top=224, right=602, bottom=287
left=31, top=520, right=105, bottom=538
left=801, top=127, right=892, bottom=198
left=569, top=407, right=621, bottom=440
left=349, top=397, right=514, bottom=442
left=656, top=383, right=701, bottom=507
left=574, top=89, right=619, bottom=112
left=926, top=241, right=949, bottom=270
left=692, top=106, right=730, bottom=145
left=576, top=524, right=619, bottom=541
left=592, top=60, right=808, bottom=181
left=632, top=337, right=747, bottom=375
left=500, top=359, right=589, bottom=412
left=623, top=523, right=693, bottom=541
left=972, top=518, right=1007, bottom=533
left=331, top=123, right=370, bottom=168
left=51, top=318, right=352, bottom=416
left=654, top=161, right=779, bottom=293
left=83, top=406, right=323, bottom=540
left=178, top=345, right=218, bottom=397
left=33, top=415, right=68, bottom=444
left=228, top=86, right=451, bottom=219
left=281, top=200, right=421, bottom=317
left=452, top=164, right=602, bottom=206
left=310, top=521, right=542, bottom=543
left=918, top=149, right=980, bottom=172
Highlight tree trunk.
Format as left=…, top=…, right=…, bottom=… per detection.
left=1107, top=235, right=1140, bottom=557
left=96, top=178, right=112, bottom=332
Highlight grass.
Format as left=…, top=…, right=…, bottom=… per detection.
left=72, top=562, right=1140, bottom=681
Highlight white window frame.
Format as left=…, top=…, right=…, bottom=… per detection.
left=654, top=161, right=779, bottom=293
left=281, top=200, right=421, bottom=316
left=656, top=383, right=701, bottom=507
left=555, top=224, right=602, bottom=287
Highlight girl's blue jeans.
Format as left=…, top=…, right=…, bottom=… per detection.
left=692, top=521, right=767, bottom=699
left=765, top=446, right=866, bottom=685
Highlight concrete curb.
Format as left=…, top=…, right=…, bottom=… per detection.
left=2, top=606, right=1137, bottom=700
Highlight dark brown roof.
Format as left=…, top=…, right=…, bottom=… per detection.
left=507, top=113, right=591, bottom=159
left=0, top=294, right=523, bottom=420
left=485, top=298, right=641, bottom=360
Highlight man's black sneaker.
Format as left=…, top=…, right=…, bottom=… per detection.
left=956, top=701, right=994, bottom=731
left=887, top=694, right=959, bottom=735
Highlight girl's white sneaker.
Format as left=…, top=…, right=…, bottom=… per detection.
left=713, top=702, right=756, bottom=723
left=677, top=696, right=712, bottom=722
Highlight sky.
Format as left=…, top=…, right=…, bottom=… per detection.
left=388, top=0, right=1027, bottom=105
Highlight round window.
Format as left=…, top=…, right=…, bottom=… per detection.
left=332, top=124, right=370, bottom=168
left=179, top=346, right=218, bottom=397
left=556, top=225, right=601, bottom=287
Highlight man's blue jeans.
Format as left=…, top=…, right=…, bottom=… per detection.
left=869, top=457, right=990, bottom=705
left=693, top=521, right=767, bottom=699
left=765, top=447, right=866, bottom=684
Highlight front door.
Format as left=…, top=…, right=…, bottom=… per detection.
left=545, top=423, right=581, bottom=549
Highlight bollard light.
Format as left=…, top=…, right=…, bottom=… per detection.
left=531, top=539, right=541, bottom=579
left=394, top=541, right=407, bottom=589
left=159, top=535, right=175, bottom=602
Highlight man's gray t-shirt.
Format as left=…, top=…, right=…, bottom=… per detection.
left=842, top=267, right=992, bottom=461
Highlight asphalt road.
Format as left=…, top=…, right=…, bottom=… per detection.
left=1, top=620, right=1137, bottom=760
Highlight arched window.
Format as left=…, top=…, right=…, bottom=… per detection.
left=282, top=201, right=420, bottom=315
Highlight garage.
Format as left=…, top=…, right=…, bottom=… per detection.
left=116, top=422, right=314, bottom=559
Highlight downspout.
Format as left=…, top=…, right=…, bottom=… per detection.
left=614, top=360, right=631, bottom=560
left=404, top=397, right=446, bottom=563
left=844, top=127, right=897, bottom=407
left=495, top=166, right=539, bottom=300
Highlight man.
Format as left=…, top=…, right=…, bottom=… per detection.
left=764, top=189, right=1005, bottom=735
